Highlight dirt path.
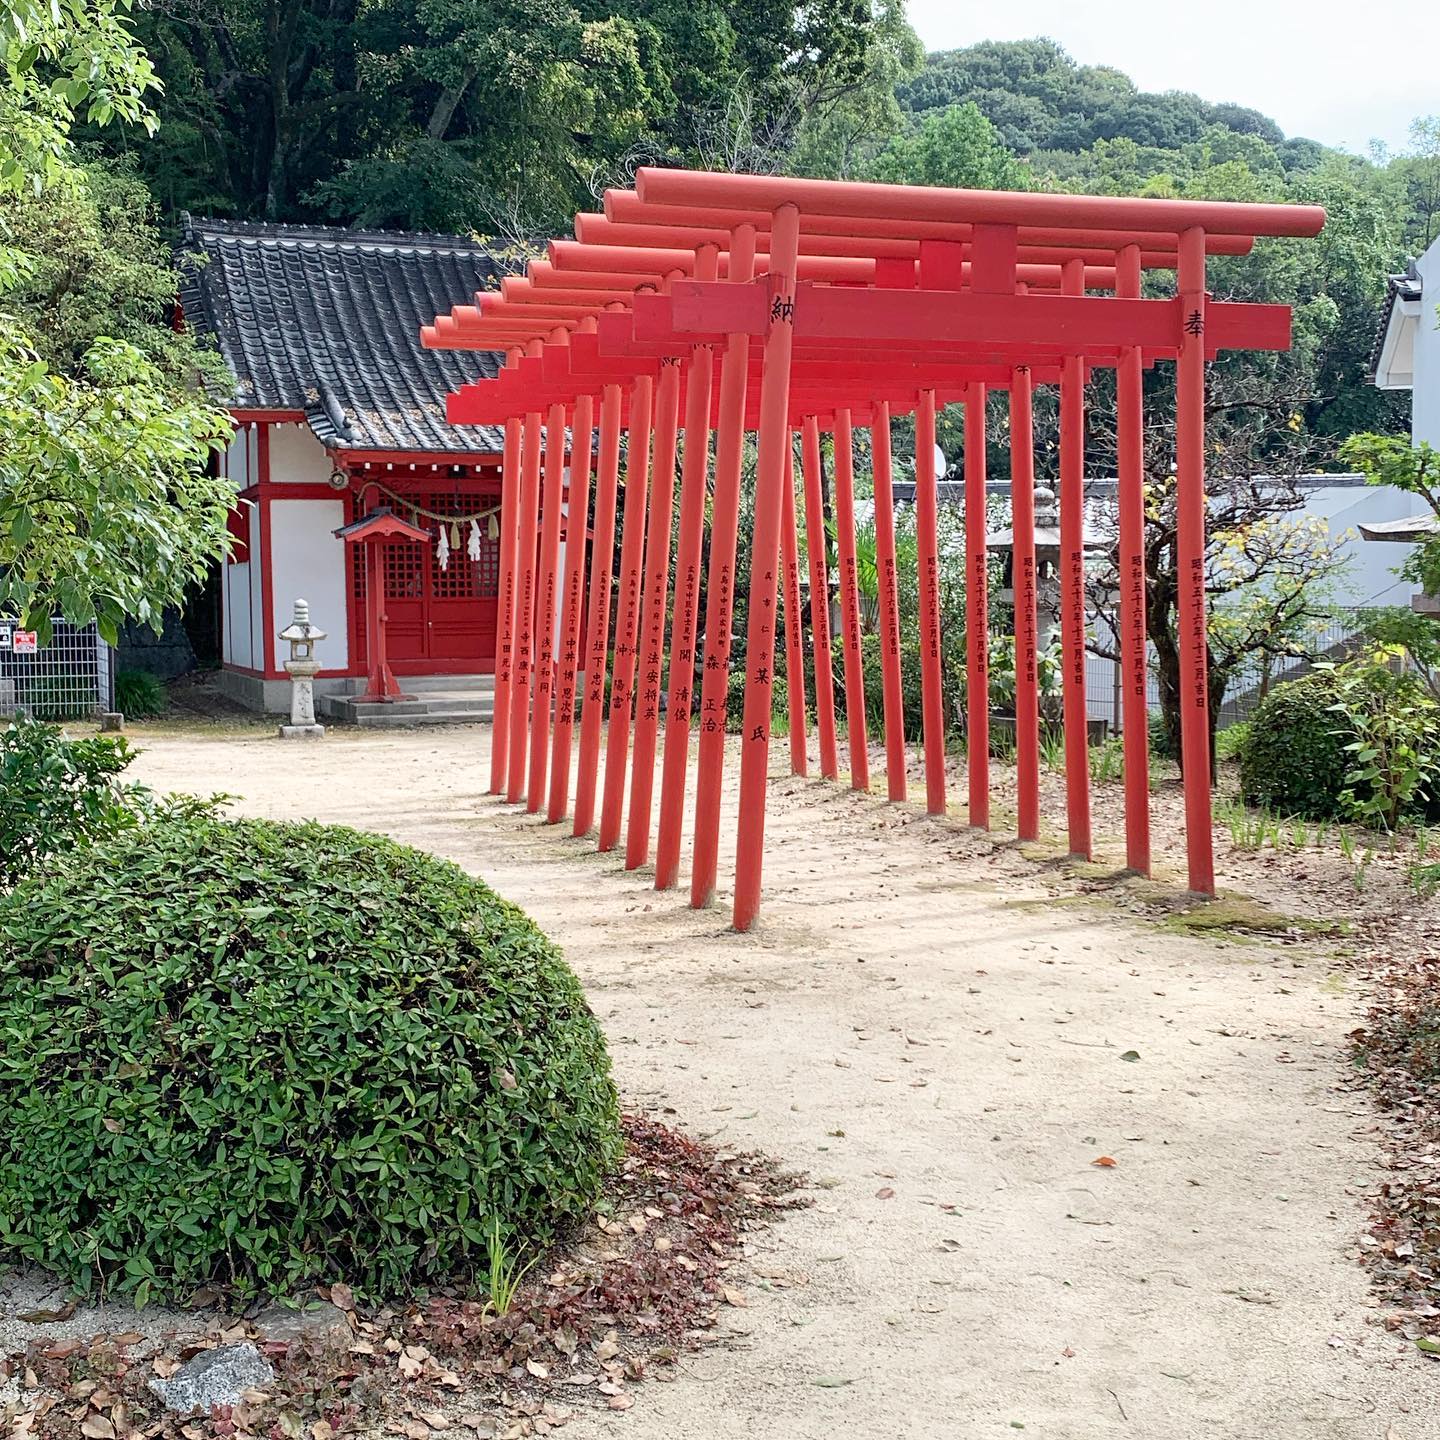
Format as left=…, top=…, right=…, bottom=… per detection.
left=129, top=725, right=1436, bottom=1439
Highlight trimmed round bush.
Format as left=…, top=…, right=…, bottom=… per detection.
left=1238, top=670, right=1352, bottom=818
left=0, top=816, right=621, bottom=1301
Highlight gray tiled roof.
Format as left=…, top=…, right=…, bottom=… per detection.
left=178, top=217, right=509, bottom=455
left=1368, top=262, right=1422, bottom=380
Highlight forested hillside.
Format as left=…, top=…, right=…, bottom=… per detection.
left=87, top=13, right=1435, bottom=440
left=66, top=12, right=1440, bottom=457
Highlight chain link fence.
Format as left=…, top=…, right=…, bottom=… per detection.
left=1, top=619, right=114, bottom=721
left=1076, top=606, right=1383, bottom=734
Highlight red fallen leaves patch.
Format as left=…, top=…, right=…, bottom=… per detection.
left=1344, top=914, right=1440, bottom=1356
left=4, top=1116, right=805, bottom=1440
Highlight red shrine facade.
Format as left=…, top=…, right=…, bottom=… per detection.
left=178, top=218, right=515, bottom=711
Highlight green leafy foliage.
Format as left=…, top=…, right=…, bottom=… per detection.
left=1359, top=608, right=1440, bottom=699
left=1324, top=658, right=1440, bottom=829
left=1213, top=720, right=1252, bottom=762
left=898, top=39, right=1283, bottom=156
left=726, top=663, right=787, bottom=733
left=0, top=159, right=227, bottom=392
left=1340, top=434, right=1440, bottom=596
left=1240, top=662, right=1440, bottom=826
left=1239, top=671, right=1353, bottom=819
left=0, top=816, right=622, bottom=1301
left=0, top=3, right=233, bottom=644
left=120, top=0, right=888, bottom=231
left=1148, top=711, right=1179, bottom=763
left=987, top=634, right=1064, bottom=721
left=0, top=0, right=158, bottom=194
left=0, top=325, right=235, bottom=642
left=858, top=629, right=920, bottom=742
left=114, top=668, right=166, bottom=719
left=0, top=716, right=141, bottom=889
left=868, top=100, right=1030, bottom=189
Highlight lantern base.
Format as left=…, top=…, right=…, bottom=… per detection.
left=278, top=723, right=326, bottom=739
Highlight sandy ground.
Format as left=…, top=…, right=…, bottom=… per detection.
left=115, top=722, right=1438, bottom=1440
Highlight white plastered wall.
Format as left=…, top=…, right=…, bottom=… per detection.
left=269, top=499, right=350, bottom=670
left=1413, top=238, right=1440, bottom=450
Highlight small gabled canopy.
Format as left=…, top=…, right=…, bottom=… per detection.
left=1358, top=513, right=1439, bottom=542
left=334, top=507, right=433, bottom=546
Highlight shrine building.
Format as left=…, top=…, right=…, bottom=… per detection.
left=178, top=219, right=510, bottom=712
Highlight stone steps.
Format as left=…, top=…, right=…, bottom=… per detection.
left=318, top=682, right=496, bottom=728
left=350, top=706, right=494, bottom=728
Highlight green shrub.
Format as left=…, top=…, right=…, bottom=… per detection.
left=23, top=674, right=88, bottom=722
left=725, top=663, right=788, bottom=733
left=0, top=717, right=142, bottom=889
left=1148, top=711, right=1179, bottom=762
left=0, top=816, right=622, bottom=1302
left=1214, top=720, right=1252, bottom=762
left=860, top=630, right=922, bottom=741
left=1326, top=659, right=1440, bottom=828
left=115, top=669, right=167, bottom=718
left=1239, top=671, right=1352, bottom=819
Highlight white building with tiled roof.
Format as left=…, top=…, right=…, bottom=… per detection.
left=1372, top=234, right=1440, bottom=448
left=178, top=219, right=513, bottom=711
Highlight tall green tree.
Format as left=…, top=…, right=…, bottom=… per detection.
left=117, top=0, right=885, bottom=232
left=0, top=0, right=233, bottom=642
left=868, top=99, right=1030, bottom=190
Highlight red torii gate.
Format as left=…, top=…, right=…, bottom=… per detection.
left=421, top=169, right=1325, bottom=931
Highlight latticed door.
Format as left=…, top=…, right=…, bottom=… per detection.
left=350, top=486, right=501, bottom=673
left=424, top=491, right=500, bottom=671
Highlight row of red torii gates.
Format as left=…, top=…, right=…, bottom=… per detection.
left=421, top=169, right=1325, bottom=932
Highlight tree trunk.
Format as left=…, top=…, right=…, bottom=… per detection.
left=1153, top=621, right=1223, bottom=785
left=262, top=0, right=308, bottom=220
left=332, top=0, right=361, bottom=159
left=428, top=67, right=479, bottom=142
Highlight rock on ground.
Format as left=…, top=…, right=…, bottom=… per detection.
left=148, top=1344, right=276, bottom=1414
left=248, top=1301, right=351, bottom=1346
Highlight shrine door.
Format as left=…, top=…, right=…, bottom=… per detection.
left=350, top=489, right=501, bottom=674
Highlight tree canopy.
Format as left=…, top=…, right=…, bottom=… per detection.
left=8, top=8, right=1437, bottom=652
left=117, top=0, right=886, bottom=232
left=0, top=0, right=233, bottom=642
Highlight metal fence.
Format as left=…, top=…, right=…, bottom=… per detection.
left=1075, top=606, right=1381, bottom=734
left=0, top=619, right=113, bottom=720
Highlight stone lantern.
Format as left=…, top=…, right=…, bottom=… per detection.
left=988, top=481, right=1113, bottom=741
left=277, top=598, right=326, bottom=739
left=990, top=482, right=1109, bottom=650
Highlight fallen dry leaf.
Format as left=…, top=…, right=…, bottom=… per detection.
left=1091, top=1156, right=1117, bottom=1168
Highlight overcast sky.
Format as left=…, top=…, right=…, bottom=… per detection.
left=904, top=0, right=1432, bottom=157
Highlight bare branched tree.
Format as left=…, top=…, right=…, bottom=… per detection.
left=471, top=172, right=551, bottom=261
left=686, top=84, right=806, bottom=176
left=585, top=139, right=668, bottom=206
left=1081, top=362, right=1349, bottom=775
